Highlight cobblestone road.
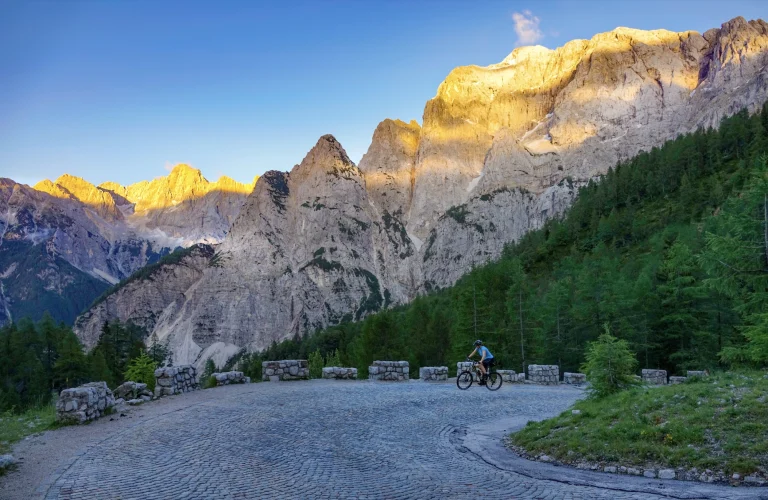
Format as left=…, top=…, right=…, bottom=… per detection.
left=40, top=381, right=763, bottom=499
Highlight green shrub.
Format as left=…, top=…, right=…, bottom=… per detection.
left=204, top=376, right=217, bottom=389
left=581, top=325, right=638, bottom=398
left=201, top=359, right=216, bottom=381
left=325, top=349, right=342, bottom=368
left=308, top=349, right=323, bottom=379
left=124, top=352, right=158, bottom=391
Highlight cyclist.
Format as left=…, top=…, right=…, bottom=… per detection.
left=468, top=340, right=494, bottom=385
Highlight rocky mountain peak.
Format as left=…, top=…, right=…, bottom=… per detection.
left=33, top=174, right=124, bottom=221
left=359, top=119, right=421, bottom=217
left=291, top=135, right=357, bottom=183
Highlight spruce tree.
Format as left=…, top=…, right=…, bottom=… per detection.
left=54, top=331, right=88, bottom=389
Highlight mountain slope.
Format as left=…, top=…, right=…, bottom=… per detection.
left=0, top=166, right=255, bottom=326
left=74, top=17, right=768, bottom=367
left=242, top=104, right=768, bottom=381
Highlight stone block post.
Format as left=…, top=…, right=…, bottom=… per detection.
left=641, top=369, right=667, bottom=385
left=262, top=360, right=310, bottom=381
left=369, top=361, right=409, bottom=381
left=56, top=381, right=115, bottom=424
left=528, top=365, right=559, bottom=385
left=419, top=366, right=448, bottom=381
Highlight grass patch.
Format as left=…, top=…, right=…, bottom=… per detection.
left=0, top=404, right=57, bottom=456
left=509, top=371, right=768, bottom=476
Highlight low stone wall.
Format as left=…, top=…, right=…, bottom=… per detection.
left=642, top=369, right=667, bottom=385
left=322, top=367, right=357, bottom=380
left=419, top=366, right=448, bottom=381
left=669, top=376, right=687, bottom=384
left=114, top=381, right=153, bottom=405
left=262, top=360, right=309, bottom=381
left=456, top=362, right=477, bottom=380
left=528, top=365, right=559, bottom=385
left=687, top=370, right=708, bottom=378
left=369, top=361, right=409, bottom=381
left=154, top=365, right=199, bottom=397
left=56, top=382, right=115, bottom=424
left=212, top=371, right=250, bottom=386
left=563, top=372, right=587, bottom=385
left=497, top=370, right=524, bottom=383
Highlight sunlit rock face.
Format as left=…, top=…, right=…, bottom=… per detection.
left=74, top=17, right=768, bottom=367
left=409, top=17, right=768, bottom=239
left=100, top=164, right=255, bottom=245
left=0, top=166, right=255, bottom=326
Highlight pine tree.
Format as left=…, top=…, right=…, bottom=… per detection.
left=506, top=258, right=530, bottom=373
left=124, top=352, right=158, bottom=391
left=655, top=241, right=711, bottom=371
left=88, top=348, right=113, bottom=385
left=703, top=157, right=768, bottom=364
left=54, top=331, right=88, bottom=389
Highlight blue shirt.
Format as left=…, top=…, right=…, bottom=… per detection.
left=478, top=346, right=494, bottom=359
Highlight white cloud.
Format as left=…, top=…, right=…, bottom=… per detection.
left=512, top=10, right=543, bottom=46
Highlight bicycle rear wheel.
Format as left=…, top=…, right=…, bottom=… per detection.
left=486, top=372, right=502, bottom=391
left=456, top=371, right=474, bottom=390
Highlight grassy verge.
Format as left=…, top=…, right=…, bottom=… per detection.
left=0, top=404, right=58, bottom=456
left=509, top=371, right=768, bottom=477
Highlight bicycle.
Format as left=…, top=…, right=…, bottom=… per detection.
left=456, top=359, right=502, bottom=391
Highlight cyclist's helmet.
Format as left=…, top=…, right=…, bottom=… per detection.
left=474, top=340, right=482, bottom=346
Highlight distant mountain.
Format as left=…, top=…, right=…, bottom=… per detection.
left=0, top=167, right=256, bottom=325
left=68, top=17, right=768, bottom=367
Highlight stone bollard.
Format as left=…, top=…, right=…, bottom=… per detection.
left=528, top=365, right=559, bottom=385
left=496, top=370, right=518, bottom=383
left=56, top=381, right=115, bottom=424
left=154, top=365, right=199, bottom=398
left=114, top=381, right=153, bottom=404
left=262, top=360, right=310, bottom=381
left=212, top=371, right=250, bottom=386
left=641, top=369, right=667, bottom=385
left=419, top=366, right=448, bottom=381
left=369, top=361, right=409, bottom=381
left=669, top=376, right=687, bottom=384
left=563, top=372, right=587, bottom=385
left=456, top=362, right=480, bottom=381
left=322, top=367, right=358, bottom=380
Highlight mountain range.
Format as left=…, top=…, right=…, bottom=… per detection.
left=0, top=166, right=255, bottom=325
left=3, top=16, right=767, bottom=369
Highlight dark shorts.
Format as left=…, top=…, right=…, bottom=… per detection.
left=482, top=358, right=494, bottom=369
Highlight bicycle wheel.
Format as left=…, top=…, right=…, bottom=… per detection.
left=486, top=372, right=502, bottom=391
left=456, top=371, right=474, bottom=390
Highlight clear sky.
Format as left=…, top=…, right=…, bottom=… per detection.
left=1, top=1, right=765, bottom=187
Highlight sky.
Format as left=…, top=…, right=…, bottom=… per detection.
left=1, top=1, right=766, bottom=188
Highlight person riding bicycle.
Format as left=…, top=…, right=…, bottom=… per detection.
left=468, top=340, right=494, bottom=385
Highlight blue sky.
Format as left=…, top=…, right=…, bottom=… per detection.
left=1, top=1, right=765, bottom=187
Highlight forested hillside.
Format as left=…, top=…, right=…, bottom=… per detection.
left=235, top=104, right=768, bottom=379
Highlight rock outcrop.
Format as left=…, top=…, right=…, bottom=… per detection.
left=73, top=244, right=215, bottom=349
left=71, top=17, right=768, bottom=368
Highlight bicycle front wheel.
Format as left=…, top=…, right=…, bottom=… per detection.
left=486, top=372, right=502, bottom=391
left=457, top=371, right=474, bottom=390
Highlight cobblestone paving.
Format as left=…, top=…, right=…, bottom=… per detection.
left=39, top=381, right=738, bottom=499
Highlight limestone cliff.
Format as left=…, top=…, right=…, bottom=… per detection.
left=72, top=17, right=768, bottom=367
left=409, top=17, right=768, bottom=239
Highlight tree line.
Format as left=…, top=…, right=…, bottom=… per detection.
left=235, top=103, right=768, bottom=380
left=0, top=317, right=168, bottom=412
